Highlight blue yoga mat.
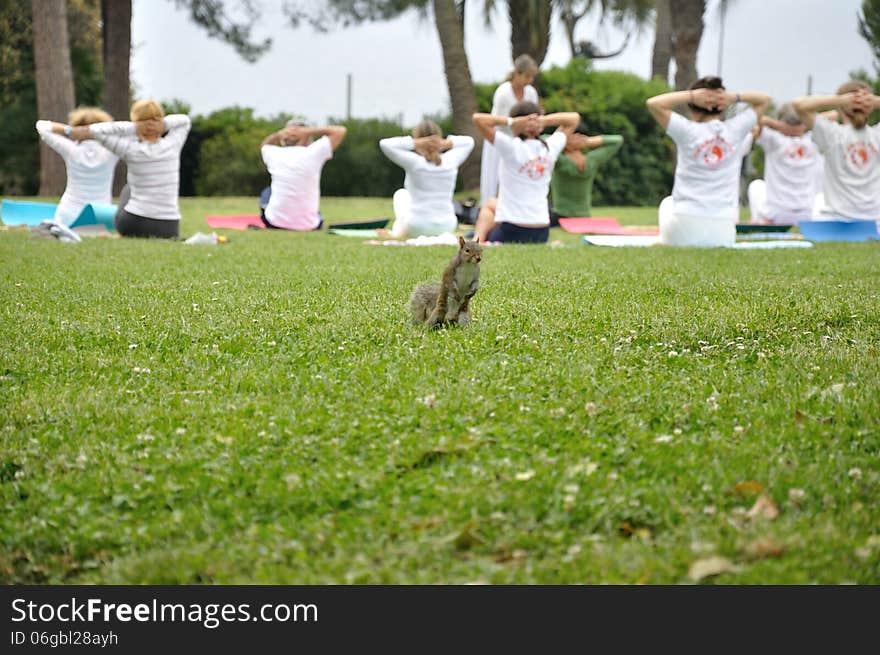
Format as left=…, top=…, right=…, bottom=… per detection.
left=71, top=203, right=117, bottom=230
left=0, top=199, right=58, bottom=226
left=797, top=219, right=879, bottom=242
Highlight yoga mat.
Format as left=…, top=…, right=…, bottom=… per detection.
left=1, top=199, right=58, bottom=226
left=732, top=240, right=813, bottom=249
left=558, top=217, right=659, bottom=235
left=70, top=203, right=117, bottom=230
left=797, top=219, right=879, bottom=242
left=736, top=222, right=795, bottom=233
left=583, top=234, right=813, bottom=249
left=205, top=214, right=264, bottom=230
left=327, top=218, right=390, bottom=230
left=583, top=234, right=662, bottom=247
left=329, top=228, right=380, bottom=238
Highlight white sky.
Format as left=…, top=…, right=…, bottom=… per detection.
left=130, top=0, right=875, bottom=125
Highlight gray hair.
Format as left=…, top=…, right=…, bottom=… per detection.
left=777, top=104, right=801, bottom=126
left=285, top=118, right=307, bottom=127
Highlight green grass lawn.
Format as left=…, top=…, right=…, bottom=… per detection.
left=1, top=197, right=878, bottom=584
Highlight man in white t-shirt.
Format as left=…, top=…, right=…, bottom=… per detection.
left=260, top=121, right=347, bottom=230
left=793, top=81, right=880, bottom=220
left=747, top=105, right=824, bottom=223
left=472, top=102, right=579, bottom=243
left=647, top=76, right=770, bottom=246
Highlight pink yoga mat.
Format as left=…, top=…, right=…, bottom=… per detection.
left=205, top=215, right=264, bottom=230
left=558, top=217, right=659, bottom=236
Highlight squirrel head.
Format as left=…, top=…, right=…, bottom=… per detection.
left=458, top=235, right=483, bottom=263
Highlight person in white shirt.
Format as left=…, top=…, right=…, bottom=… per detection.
left=472, top=102, right=579, bottom=243
left=793, top=80, right=880, bottom=220
left=259, top=120, right=347, bottom=230
left=34, top=107, right=118, bottom=227
left=378, top=120, right=474, bottom=238
left=747, top=105, right=826, bottom=223
left=647, top=76, right=770, bottom=246
left=70, top=99, right=191, bottom=239
left=480, top=54, right=540, bottom=205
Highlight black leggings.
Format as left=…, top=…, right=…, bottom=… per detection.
left=114, top=185, right=179, bottom=239
left=487, top=222, right=549, bottom=244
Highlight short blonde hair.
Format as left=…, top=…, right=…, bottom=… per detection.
left=130, top=99, right=164, bottom=122
left=68, top=106, right=113, bottom=126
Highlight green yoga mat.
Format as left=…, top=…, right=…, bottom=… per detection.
left=327, top=218, right=389, bottom=230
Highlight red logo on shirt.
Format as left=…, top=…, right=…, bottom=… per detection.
left=518, top=154, right=550, bottom=180
left=846, top=141, right=878, bottom=169
left=784, top=143, right=812, bottom=161
left=694, top=136, right=732, bottom=168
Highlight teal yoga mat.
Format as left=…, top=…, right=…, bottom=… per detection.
left=71, top=203, right=117, bottom=230
left=1, top=199, right=58, bottom=226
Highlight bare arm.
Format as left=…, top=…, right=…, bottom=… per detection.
left=726, top=91, right=771, bottom=118
left=306, top=125, right=347, bottom=151
left=793, top=94, right=853, bottom=130
left=472, top=113, right=508, bottom=144
left=760, top=116, right=804, bottom=138
left=646, top=90, right=698, bottom=130
left=541, top=112, right=581, bottom=133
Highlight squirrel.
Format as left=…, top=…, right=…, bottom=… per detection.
left=408, top=236, right=483, bottom=328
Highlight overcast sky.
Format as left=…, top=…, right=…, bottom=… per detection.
left=130, top=0, right=874, bottom=126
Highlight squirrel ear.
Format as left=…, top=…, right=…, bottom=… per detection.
left=458, top=235, right=466, bottom=248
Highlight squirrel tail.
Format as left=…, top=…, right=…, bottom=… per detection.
left=408, top=282, right=441, bottom=324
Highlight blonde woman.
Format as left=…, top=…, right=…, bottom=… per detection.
left=479, top=54, right=540, bottom=204
left=70, top=99, right=191, bottom=238
left=34, top=107, right=118, bottom=226
left=378, top=119, right=475, bottom=238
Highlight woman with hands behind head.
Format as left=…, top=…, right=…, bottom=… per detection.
left=259, top=119, right=347, bottom=231
left=69, top=99, right=191, bottom=239
left=472, top=102, right=579, bottom=244
left=378, top=119, right=475, bottom=238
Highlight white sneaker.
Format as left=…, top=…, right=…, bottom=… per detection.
left=49, top=222, right=82, bottom=243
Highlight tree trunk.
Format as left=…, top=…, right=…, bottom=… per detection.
left=507, top=0, right=552, bottom=67
left=102, top=0, right=131, bottom=195
left=31, top=0, right=75, bottom=196
left=433, top=0, right=482, bottom=191
left=671, top=0, right=705, bottom=90
left=651, top=0, right=674, bottom=84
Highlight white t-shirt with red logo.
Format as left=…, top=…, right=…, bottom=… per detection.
left=666, top=108, right=758, bottom=220
left=494, top=130, right=567, bottom=226
left=261, top=136, right=333, bottom=230
left=756, top=128, right=822, bottom=220
left=811, top=116, right=880, bottom=219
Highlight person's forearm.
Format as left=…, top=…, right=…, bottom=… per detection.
left=793, top=95, right=844, bottom=129
left=761, top=117, right=788, bottom=132
left=89, top=120, right=136, bottom=137
left=262, top=130, right=285, bottom=146
left=793, top=95, right=844, bottom=115
left=163, top=114, right=190, bottom=131
left=306, top=126, right=344, bottom=138
left=738, top=91, right=770, bottom=113
left=473, top=113, right=509, bottom=128
left=647, top=91, right=693, bottom=110
left=472, top=113, right=505, bottom=142
left=542, top=112, right=580, bottom=130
